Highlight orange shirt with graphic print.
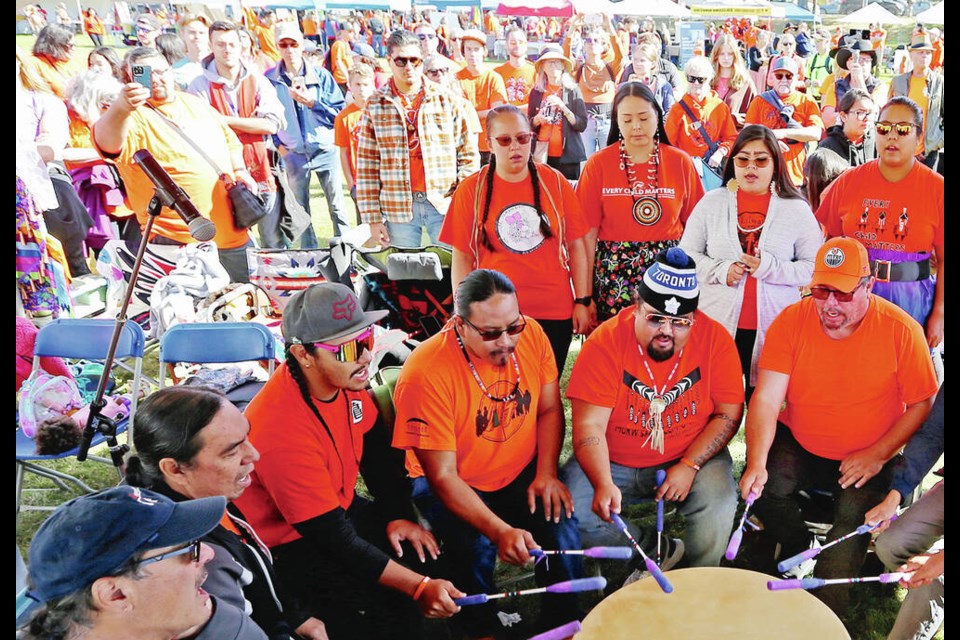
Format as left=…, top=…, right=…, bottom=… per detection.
left=759, top=296, right=937, bottom=460
left=816, top=160, right=943, bottom=256
left=567, top=307, right=744, bottom=468
left=236, top=364, right=376, bottom=547
left=745, top=91, right=823, bottom=186
left=441, top=164, right=588, bottom=320
left=392, top=319, right=557, bottom=492
left=576, top=143, right=704, bottom=242
left=456, top=67, right=508, bottom=153
left=494, top=61, right=537, bottom=107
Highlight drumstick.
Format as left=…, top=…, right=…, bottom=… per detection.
left=454, top=577, right=607, bottom=606
left=529, top=547, right=634, bottom=560
left=767, top=573, right=908, bottom=591
left=610, top=513, right=674, bottom=594
left=725, top=490, right=758, bottom=561
left=656, top=469, right=666, bottom=565
left=526, top=620, right=582, bottom=640
left=776, top=517, right=896, bottom=573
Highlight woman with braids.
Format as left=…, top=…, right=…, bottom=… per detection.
left=577, top=81, right=705, bottom=323
left=125, top=386, right=328, bottom=640
left=442, top=105, right=593, bottom=370
left=233, top=283, right=464, bottom=640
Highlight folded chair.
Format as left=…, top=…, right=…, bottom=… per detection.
left=158, top=321, right=277, bottom=387
left=16, top=319, right=146, bottom=519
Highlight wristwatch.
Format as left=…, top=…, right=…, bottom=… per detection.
left=574, top=296, right=593, bottom=306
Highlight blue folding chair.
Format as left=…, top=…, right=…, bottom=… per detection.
left=158, top=322, right=277, bottom=388
left=16, top=319, right=146, bottom=519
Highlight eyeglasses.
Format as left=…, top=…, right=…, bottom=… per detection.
left=134, top=540, right=201, bottom=568
left=643, top=313, right=695, bottom=331
left=135, top=25, right=157, bottom=33
left=417, top=33, right=437, bottom=40
left=492, top=132, right=535, bottom=147
left=732, top=154, right=772, bottom=168
left=278, top=41, right=301, bottom=49
left=845, top=109, right=873, bottom=121
left=809, top=283, right=864, bottom=302
left=875, top=121, right=918, bottom=136
left=583, top=38, right=602, bottom=44
left=392, top=56, right=423, bottom=67
left=773, top=72, right=794, bottom=80
left=460, top=316, right=526, bottom=341
left=425, top=67, right=449, bottom=76
left=312, top=327, right=375, bottom=362
left=686, top=75, right=708, bottom=85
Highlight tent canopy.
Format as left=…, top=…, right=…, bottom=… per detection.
left=770, top=1, right=814, bottom=21
left=497, top=0, right=572, bottom=16
left=497, top=0, right=690, bottom=16
left=689, top=0, right=774, bottom=17
left=915, top=1, right=943, bottom=24
left=834, top=2, right=912, bottom=25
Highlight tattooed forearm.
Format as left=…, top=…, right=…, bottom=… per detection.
left=692, top=415, right=741, bottom=466
left=574, top=435, right=601, bottom=450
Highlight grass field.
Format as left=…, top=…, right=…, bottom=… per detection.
left=17, top=31, right=941, bottom=640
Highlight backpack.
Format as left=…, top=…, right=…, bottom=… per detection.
left=18, top=371, right=85, bottom=438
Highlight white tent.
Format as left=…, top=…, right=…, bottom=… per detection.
left=834, top=2, right=912, bottom=26
left=574, top=0, right=691, bottom=17
left=915, top=1, right=944, bottom=24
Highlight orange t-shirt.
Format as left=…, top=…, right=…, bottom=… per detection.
left=331, top=39, right=352, bottom=85
left=931, top=40, right=943, bottom=70
left=94, top=93, right=249, bottom=248
left=744, top=27, right=759, bottom=49
left=759, top=296, right=937, bottom=460
left=494, top=61, right=537, bottom=107
left=576, top=143, right=705, bottom=242
left=302, top=16, right=318, bottom=37
left=745, top=91, right=823, bottom=186
left=31, top=54, right=77, bottom=99
left=334, top=102, right=364, bottom=180
left=736, top=190, right=771, bottom=330
left=907, top=76, right=931, bottom=155
left=244, top=8, right=281, bottom=63
left=817, top=160, right=943, bottom=256
left=440, top=164, right=588, bottom=320
left=456, top=68, right=508, bottom=153
left=236, top=364, right=376, bottom=547
left=392, top=318, right=557, bottom=492
left=84, top=16, right=105, bottom=35
left=575, top=61, right=621, bottom=105
left=534, top=85, right=565, bottom=157
left=567, top=308, right=744, bottom=468
left=665, top=92, right=739, bottom=159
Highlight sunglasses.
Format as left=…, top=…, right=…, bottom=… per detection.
left=492, top=132, right=535, bottom=147
left=392, top=56, right=423, bottom=67
left=643, top=313, right=695, bottom=331
left=686, top=75, right=708, bottom=85
left=461, top=316, right=526, bottom=341
left=583, top=37, right=603, bottom=44
left=417, top=33, right=437, bottom=40
left=278, top=41, right=301, bottom=49
left=773, top=72, right=794, bottom=81
left=875, top=122, right=918, bottom=136
left=809, top=283, right=864, bottom=302
left=135, top=540, right=202, bottom=568
left=313, top=327, right=375, bottom=362
left=425, top=67, right=449, bottom=76
left=732, top=154, right=772, bottom=168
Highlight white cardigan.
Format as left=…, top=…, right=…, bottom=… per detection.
left=679, top=187, right=823, bottom=385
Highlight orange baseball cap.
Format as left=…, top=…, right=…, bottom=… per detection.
left=810, top=237, right=871, bottom=292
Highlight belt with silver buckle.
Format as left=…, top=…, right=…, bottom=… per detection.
left=870, top=258, right=931, bottom=283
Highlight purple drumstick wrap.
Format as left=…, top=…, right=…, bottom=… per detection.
left=527, top=620, right=582, bottom=640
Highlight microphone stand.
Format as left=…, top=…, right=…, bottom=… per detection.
left=76, top=194, right=168, bottom=474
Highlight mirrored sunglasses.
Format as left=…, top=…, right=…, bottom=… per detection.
left=875, top=122, right=918, bottom=137
left=313, top=327, right=375, bottom=362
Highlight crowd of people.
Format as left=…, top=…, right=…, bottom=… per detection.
left=17, top=6, right=943, bottom=640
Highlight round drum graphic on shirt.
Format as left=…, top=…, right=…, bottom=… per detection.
left=474, top=381, right=532, bottom=443
left=496, top=203, right=546, bottom=254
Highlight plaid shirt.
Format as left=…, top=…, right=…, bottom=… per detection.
left=356, top=80, right=479, bottom=224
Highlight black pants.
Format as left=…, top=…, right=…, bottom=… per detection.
left=535, top=317, right=574, bottom=373
left=271, top=497, right=437, bottom=640
left=89, top=34, right=103, bottom=47
left=45, top=167, right=93, bottom=277
left=547, top=156, right=581, bottom=181
left=734, top=328, right=756, bottom=402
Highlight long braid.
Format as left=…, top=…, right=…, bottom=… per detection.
left=528, top=158, right=553, bottom=239
left=479, top=156, right=497, bottom=251
left=285, top=345, right=329, bottom=429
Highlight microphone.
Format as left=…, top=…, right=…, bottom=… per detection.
left=133, top=149, right=217, bottom=241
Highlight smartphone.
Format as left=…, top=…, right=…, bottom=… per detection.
left=131, top=64, right=152, bottom=90
left=291, top=76, right=306, bottom=92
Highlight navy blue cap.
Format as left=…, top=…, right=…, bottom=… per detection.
left=27, top=487, right=225, bottom=603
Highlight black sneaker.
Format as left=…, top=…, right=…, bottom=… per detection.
left=622, top=537, right=684, bottom=587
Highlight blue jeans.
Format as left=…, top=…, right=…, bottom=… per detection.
left=563, top=448, right=737, bottom=567
left=372, top=34, right=384, bottom=57
left=255, top=190, right=284, bottom=249
left=218, top=239, right=254, bottom=283
left=579, top=110, right=611, bottom=160
left=384, top=193, right=447, bottom=248
left=284, top=150, right=350, bottom=243
left=753, top=423, right=894, bottom=615
left=411, top=461, right=583, bottom=636
left=875, top=480, right=943, bottom=640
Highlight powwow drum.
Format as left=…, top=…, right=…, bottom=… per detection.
left=577, top=567, right=849, bottom=639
